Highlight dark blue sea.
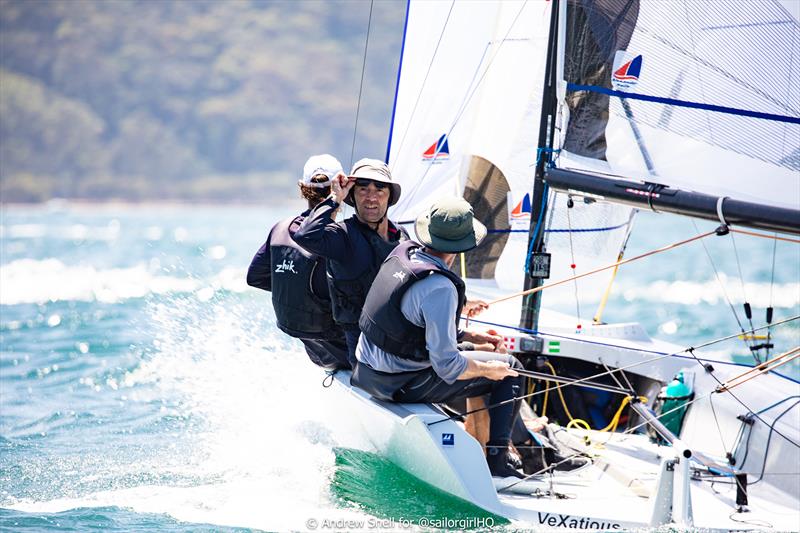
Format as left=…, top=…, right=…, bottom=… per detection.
left=1, top=203, right=798, bottom=531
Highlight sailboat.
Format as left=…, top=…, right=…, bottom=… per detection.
left=325, top=0, right=800, bottom=529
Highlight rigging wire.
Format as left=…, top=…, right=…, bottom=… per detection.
left=690, top=219, right=753, bottom=353
left=767, top=234, right=778, bottom=358
left=490, top=229, right=717, bottom=305
left=728, top=229, right=758, bottom=345
left=564, top=197, right=582, bottom=327
left=348, top=0, right=374, bottom=169
left=389, top=0, right=456, bottom=171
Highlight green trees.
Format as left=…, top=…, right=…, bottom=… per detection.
left=0, top=0, right=405, bottom=202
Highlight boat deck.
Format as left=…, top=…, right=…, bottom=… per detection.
left=495, top=429, right=800, bottom=531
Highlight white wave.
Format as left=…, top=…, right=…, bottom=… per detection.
left=0, top=259, right=211, bottom=305
left=0, top=221, right=121, bottom=241
left=619, top=278, right=800, bottom=309
left=0, top=258, right=254, bottom=305
left=9, top=298, right=374, bottom=531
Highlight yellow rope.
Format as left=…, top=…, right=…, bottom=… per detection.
left=566, top=419, right=591, bottom=431
left=542, top=360, right=647, bottom=433
left=544, top=361, right=577, bottom=421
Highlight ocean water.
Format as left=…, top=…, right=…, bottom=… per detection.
left=1, top=202, right=798, bottom=532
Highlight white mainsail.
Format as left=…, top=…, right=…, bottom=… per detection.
left=388, top=0, right=635, bottom=306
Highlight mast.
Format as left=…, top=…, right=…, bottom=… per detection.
left=519, top=0, right=562, bottom=332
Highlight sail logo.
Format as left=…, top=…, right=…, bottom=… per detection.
left=508, top=191, right=531, bottom=230
left=612, top=52, right=642, bottom=91
left=422, top=134, right=450, bottom=162
left=510, top=193, right=531, bottom=220
left=441, top=433, right=454, bottom=446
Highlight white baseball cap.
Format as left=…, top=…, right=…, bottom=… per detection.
left=299, top=154, right=343, bottom=188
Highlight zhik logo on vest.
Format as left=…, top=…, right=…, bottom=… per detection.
left=275, top=259, right=297, bottom=274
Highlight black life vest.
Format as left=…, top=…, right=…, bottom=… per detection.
left=359, top=241, right=466, bottom=362
left=327, top=217, right=405, bottom=327
left=270, top=217, right=338, bottom=339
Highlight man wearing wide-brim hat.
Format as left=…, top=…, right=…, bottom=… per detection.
left=353, top=196, right=529, bottom=479
left=293, top=158, right=408, bottom=367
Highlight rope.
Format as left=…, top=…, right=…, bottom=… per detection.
left=716, top=347, right=800, bottom=393
left=349, top=0, right=374, bottom=169
left=679, top=347, right=800, bottom=450
left=429, top=316, right=800, bottom=427
left=593, top=209, right=637, bottom=324
left=490, top=229, right=716, bottom=305
left=730, top=228, right=800, bottom=244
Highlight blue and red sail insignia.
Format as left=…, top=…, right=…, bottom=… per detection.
left=510, top=192, right=531, bottom=219
left=422, top=134, right=450, bottom=160
left=613, top=54, right=642, bottom=82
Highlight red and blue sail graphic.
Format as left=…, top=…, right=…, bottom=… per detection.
left=613, top=54, right=642, bottom=83
left=422, top=134, right=450, bottom=160
left=510, top=192, right=531, bottom=219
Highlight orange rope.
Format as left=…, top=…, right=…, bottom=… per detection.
left=730, top=228, right=800, bottom=244
left=717, top=347, right=800, bottom=392
left=488, top=230, right=716, bottom=305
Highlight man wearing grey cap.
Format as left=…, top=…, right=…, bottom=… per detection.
left=293, top=158, right=408, bottom=367
left=353, top=197, right=528, bottom=479
left=247, top=154, right=350, bottom=370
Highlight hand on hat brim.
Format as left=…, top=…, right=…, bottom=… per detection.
left=331, top=172, right=354, bottom=204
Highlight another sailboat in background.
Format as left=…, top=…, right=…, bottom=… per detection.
left=328, top=0, right=799, bottom=529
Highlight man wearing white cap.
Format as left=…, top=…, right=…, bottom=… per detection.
left=293, top=158, right=407, bottom=367
left=353, top=197, right=529, bottom=479
left=247, top=154, right=350, bottom=370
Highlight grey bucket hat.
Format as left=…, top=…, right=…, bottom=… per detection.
left=415, top=197, right=487, bottom=253
left=345, top=158, right=402, bottom=207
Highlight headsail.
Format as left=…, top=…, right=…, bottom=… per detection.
left=551, top=0, right=800, bottom=234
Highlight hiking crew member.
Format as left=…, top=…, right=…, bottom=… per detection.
left=292, top=158, right=407, bottom=367
left=352, top=197, right=529, bottom=479
left=247, top=154, right=350, bottom=370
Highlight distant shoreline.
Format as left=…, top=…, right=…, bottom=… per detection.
left=0, top=198, right=306, bottom=210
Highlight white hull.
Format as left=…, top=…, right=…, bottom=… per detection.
left=326, top=356, right=800, bottom=530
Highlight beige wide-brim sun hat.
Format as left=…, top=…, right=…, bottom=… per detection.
left=344, top=158, right=402, bottom=207
left=415, top=197, right=487, bottom=253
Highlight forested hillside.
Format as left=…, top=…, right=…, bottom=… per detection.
left=0, top=0, right=406, bottom=203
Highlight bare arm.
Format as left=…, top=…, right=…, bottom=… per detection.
left=457, top=358, right=518, bottom=381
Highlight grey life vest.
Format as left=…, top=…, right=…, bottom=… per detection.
left=359, top=241, right=466, bottom=361
left=269, top=217, right=338, bottom=339
left=327, top=217, right=405, bottom=327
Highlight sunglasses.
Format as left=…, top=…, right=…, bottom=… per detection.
left=353, top=178, right=389, bottom=190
